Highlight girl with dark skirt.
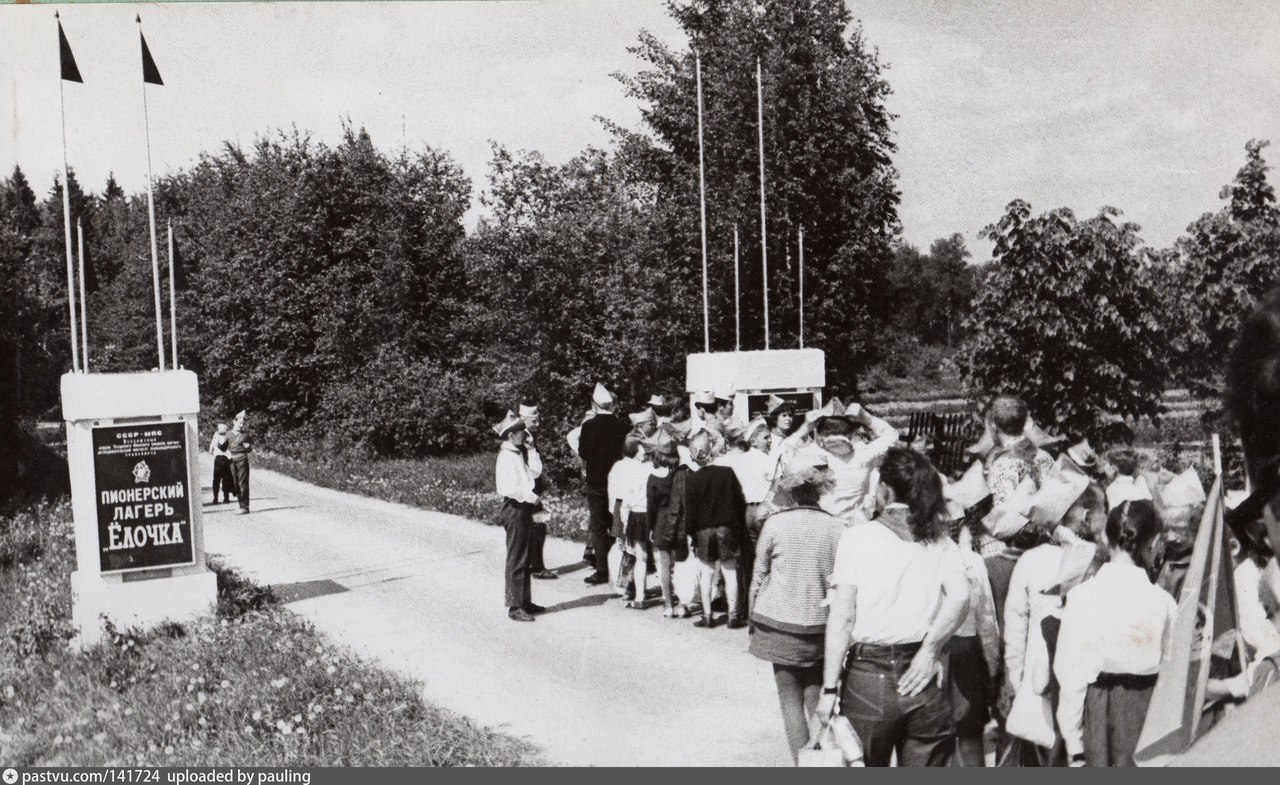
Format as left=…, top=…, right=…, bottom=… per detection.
left=1054, top=499, right=1175, bottom=766
left=648, top=435, right=690, bottom=617
left=747, top=452, right=843, bottom=760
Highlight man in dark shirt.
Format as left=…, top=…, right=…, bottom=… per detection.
left=684, top=432, right=747, bottom=628
left=577, top=383, right=630, bottom=585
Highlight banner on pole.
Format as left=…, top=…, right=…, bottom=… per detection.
left=57, top=16, right=83, bottom=83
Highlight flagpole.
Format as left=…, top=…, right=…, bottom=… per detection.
left=695, top=49, right=710, bottom=354
left=168, top=221, right=179, bottom=368
left=57, top=20, right=80, bottom=374
left=77, top=219, right=89, bottom=370
left=798, top=226, right=804, bottom=349
left=757, top=57, right=769, bottom=350
left=733, top=225, right=740, bottom=352
left=139, top=15, right=165, bottom=371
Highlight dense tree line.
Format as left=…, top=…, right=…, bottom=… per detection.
left=3, top=0, right=1275, bottom=477
left=964, top=139, right=1280, bottom=439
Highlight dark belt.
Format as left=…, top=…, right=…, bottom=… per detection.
left=1094, top=672, right=1158, bottom=690
left=847, top=640, right=924, bottom=662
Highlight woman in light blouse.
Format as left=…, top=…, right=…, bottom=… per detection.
left=1054, top=500, right=1175, bottom=766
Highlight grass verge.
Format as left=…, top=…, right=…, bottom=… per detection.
left=254, top=450, right=591, bottom=542
left=0, top=499, right=539, bottom=766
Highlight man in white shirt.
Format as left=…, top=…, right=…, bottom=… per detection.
left=494, top=411, right=544, bottom=622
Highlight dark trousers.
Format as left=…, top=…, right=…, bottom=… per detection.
left=1083, top=673, right=1156, bottom=767
left=231, top=459, right=250, bottom=511
left=585, top=484, right=613, bottom=576
left=840, top=645, right=955, bottom=767
left=212, top=456, right=235, bottom=502
left=501, top=500, right=535, bottom=609
left=529, top=520, right=548, bottom=573
left=739, top=503, right=762, bottom=615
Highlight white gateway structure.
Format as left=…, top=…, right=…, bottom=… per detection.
left=685, top=348, right=826, bottom=420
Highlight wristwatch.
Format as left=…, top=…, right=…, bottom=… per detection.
left=821, top=686, right=839, bottom=695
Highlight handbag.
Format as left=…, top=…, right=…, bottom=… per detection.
left=797, top=714, right=865, bottom=767
left=610, top=545, right=636, bottom=597
left=1006, top=684, right=1056, bottom=749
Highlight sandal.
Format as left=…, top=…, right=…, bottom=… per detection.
left=662, top=606, right=676, bottom=618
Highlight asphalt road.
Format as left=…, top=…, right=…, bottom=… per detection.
left=198, top=455, right=790, bottom=766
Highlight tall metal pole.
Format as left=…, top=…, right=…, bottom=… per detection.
left=77, top=219, right=89, bottom=370
left=168, top=221, right=178, bottom=368
left=798, top=226, right=805, bottom=349
left=695, top=50, right=710, bottom=354
left=58, top=54, right=80, bottom=373
left=140, top=17, right=165, bottom=370
left=757, top=58, right=770, bottom=350
left=733, top=225, right=740, bottom=351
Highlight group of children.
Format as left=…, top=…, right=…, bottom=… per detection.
left=490, top=381, right=1280, bottom=766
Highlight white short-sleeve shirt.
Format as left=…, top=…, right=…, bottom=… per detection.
left=828, top=513, right=966, bottom=645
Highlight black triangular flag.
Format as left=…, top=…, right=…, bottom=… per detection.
left=140, top=32, right=163, bottom=86
left=58, top=20, right=83, bottom=83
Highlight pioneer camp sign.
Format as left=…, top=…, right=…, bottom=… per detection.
left=92, top=420, right=195, bottom=572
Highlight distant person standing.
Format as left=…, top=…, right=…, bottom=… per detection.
left=578, top=383, right=630, bottom=585
left=520, top=404, right=557, bottom=581
left=494, top=411, right=543, bottom=622
left=209, top=423, right=235, bottom=504
left=227, top=411, right=253, bottom=515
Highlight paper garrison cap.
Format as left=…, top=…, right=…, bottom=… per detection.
left=628, top=408, right=657, bottom=426
left=693, top=390, right=717, bottom=407
left=1025, top=419, right=1065, bottom=449
left=944, top=461, right=991, bottom=511
left=1027, top=469, right=1091, bottom=528
left=1159, top=467, right=1206, bottom=509
left=776, top=447, right=830, bottom=490
left=766, top=394, right=788, bottom=415
left=519, top=404, right=539, bottom=419
left=647, top=394, right=666, bottom=408
left=1107, top=474, right=1154, bottom=511
left=714, top=386, right=735, bottom=403
left=1065, top=438, right=1098, bottom=470
left=592, top=383, right=613, bottom=407
left=744, top=417, right=770, bottom=441
left=492, top=410, right=524, bottom=438
left=234, top=410, right=247, bottom=422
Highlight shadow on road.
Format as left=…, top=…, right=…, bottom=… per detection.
left=540, top=592, right=614, bottom=615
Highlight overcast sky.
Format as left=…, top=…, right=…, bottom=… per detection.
left=3, top=0, right=1279, bottom=258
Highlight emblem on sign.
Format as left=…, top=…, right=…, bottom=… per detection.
left=132, top=460, right=152, bottom=484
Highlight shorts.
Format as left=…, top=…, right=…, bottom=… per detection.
left=693, top=525, right=741, bottom=563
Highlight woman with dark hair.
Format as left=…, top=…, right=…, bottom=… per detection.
left=747, top=453, right=843, bottom=760
left=816, top=447, right=970, bottom=766
left=1054, top=499, right=1176, bottom=767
